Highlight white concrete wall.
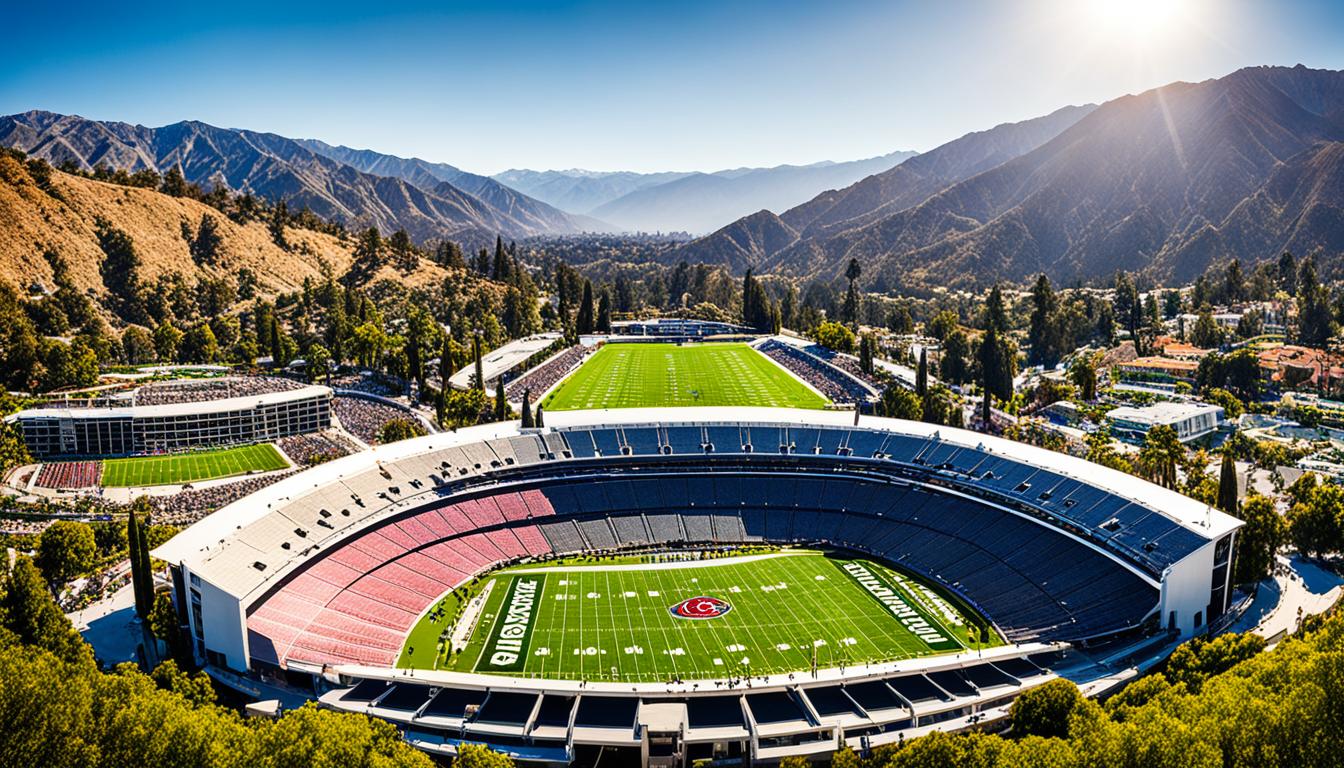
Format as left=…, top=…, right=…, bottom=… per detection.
left=1160, top=540, right=1216, bottom=638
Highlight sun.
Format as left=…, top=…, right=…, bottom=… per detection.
left=1082, top=0, right=1189, bottom=44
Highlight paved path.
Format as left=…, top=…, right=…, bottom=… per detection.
left=1232, top=553, right=1343, bottom=644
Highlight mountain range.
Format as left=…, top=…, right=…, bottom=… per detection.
left=677, top=65, right=1344, bottom=290
left=495, top=152, right=918, bottom=234
left=0, top=111, right=592, bottom=247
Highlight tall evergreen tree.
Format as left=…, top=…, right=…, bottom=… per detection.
left=576, top=281, right=596, bottom=335
left=1217, top=452, right=1239, bottom=514
left=520, top=390, right=534, bottom=428
left=491, top=235, right=511, bottom=281
left=128, top=509, right=149, bottom=619
left=1027, top=274, right=1060, bottom=366
left=534, top=405, right=544, bottom=428
left=494, top=380, right=507, bottom=422
left=916, top=348, right=929, bottom=397
left=472, top=334, right=485, bottom=392
left=596, top=290, right=612, bottom=333
left=843, top=258, right=862, bottom=327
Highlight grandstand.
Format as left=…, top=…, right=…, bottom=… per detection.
left=154, top=409, right=1240, bottom=765
left=7, top=378, right=332, bottom=459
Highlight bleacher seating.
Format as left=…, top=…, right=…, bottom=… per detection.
left=247, top=446, right=1166, bottom=668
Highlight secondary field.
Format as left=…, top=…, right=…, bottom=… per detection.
left=540, top=342, right=828, bottom=411
left=100, top=443, right=289, bottom=487
left=404, top=551, right=997, bottom=681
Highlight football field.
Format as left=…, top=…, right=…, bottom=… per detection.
left=404, top=551, right=997, bottom=681
left=539, top=342, right=827, bottom=411
left=100, top=443, right=289, bottom=486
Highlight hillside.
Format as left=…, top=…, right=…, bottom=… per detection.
left=295, top=139, right=597, bottom=234
left=677, top=105, right=1094, bottom=272
left=0, top=153, right=467, bottom=306
left=492, top=168, right=693, bottom=215
left=0, top=111, right=586, bottom=248
left=681, top=66, right=1344, bottom=290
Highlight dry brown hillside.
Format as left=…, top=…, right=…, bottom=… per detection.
left=0, top=154, right=489, bottom=311
left=0, top=153, right=354, bottom=299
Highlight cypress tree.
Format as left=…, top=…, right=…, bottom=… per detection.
left=520, top=390, right=534, bottom=428
left=1217, top=452, right=1239, bottom=514
left=137, top=515, right=155, bottom=617
left=534, top=405, right=544, bottom=428
left=576, top=281, right=595, bottom=335
left=472, top=334, right=484, bottom=392
left=128, top=510, right=147, bottom=619
left=596, top=290, right=612, bottom=333
left=916, top=348, right=928, bottom=398
left=494, top=381, right=507, bottom=421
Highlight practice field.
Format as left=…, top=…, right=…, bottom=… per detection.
left=100, top=443, right=289, bottom=487
left=539, top=342, right=828, bottom=411
left=402, top=551, right=997, bottom=681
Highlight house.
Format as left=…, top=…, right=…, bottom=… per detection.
left=1107, top=402, right=1226, bottom=444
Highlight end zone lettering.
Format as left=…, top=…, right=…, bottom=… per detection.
left=841, top=562, right=953, bottom=648
left=483, top=576, right=543, bottom=670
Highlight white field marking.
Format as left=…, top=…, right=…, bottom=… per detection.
left=648, top=590, right=660, bottom=597
left=729, top=586, right=742, bottom=593
left=740, top=657, right=751, bottom=665
left=558, top=579, right=571, bottom=586
left=586, top=592, right=601, bottom=598
left=713, top=658, right=724, bottom=666
left=775, top=582, right=788, bottom=589
left=814, top=640, right=827, bottom=647
left=691, top=578, right=698, bottom=583
left=502, top=551, right=808, bottom=574
left=535, top=647, right=550, bottom=656
left=624, top=646, right=644, bottom=655
left=664, top=647, right=686, bottom=656
left=842, top=637, right=857, bottom=646
left=761, top=585, right=775, bottom=592
left=776, top=643, right=792, bottom=651
left=623, top=591, right=636, bottom=598
left=815, top=575, right=826, bottom=580
left=555, top=594, right=572, bottom=601
left=726, top=643, right=746, bottom=652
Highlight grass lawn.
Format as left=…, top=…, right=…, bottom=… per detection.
left=100, top=443, right=289, bottom=487
left=401, top=551, right=997, bottom=681
left=540, top=342, right=828, bottom=411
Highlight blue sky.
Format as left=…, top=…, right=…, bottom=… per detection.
left=4, top=0, right=1343, bottom=174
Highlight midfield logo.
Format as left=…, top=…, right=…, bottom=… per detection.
left=669, top=596, right=732, bottom=619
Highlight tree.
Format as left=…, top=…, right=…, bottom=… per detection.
left=305, top=343, right=330, bottom=383
left=454, top=743, right=517, bottom=768
left=520, top=390, right=534, bottom=429
left=494, top=380, right=508, bottom=422
left=148, top=592, right=188, bottom=665
left=596, top=289, right=612, bottom=333
left=1286, top=482, right=1343, bottom=558
left=95, top=217, right=143, bottom=320
left=378, top=418, right=425, bottom=444
left=121, top=325, right=157, bottom=364
left=842, top=258, right=862, bottom=327
left=149, top=659, right=214, bottom=707
left=858, top=334, right=875, bottom=374
left=1190, top=309, right=1223, bottom=349
left=939, top=329, right=971, bottom=385
left=179, top=322, right=219, bottom=363
left=1069, top=353, right=1098, bottom=401
left=159, top=165, right=191, bottom=197
left=1233, top=494, right=1284, bottom=585
left=1165, top=631, right=1266, bottom=694
left=443, top=388, right=487, bottom=430
left=128, top=507, right=152, bottom=619
left=1296, top=256, right=1334, bottom=347
left=473, top=334, right=485, bottom=392
left=1137, top=424, right=1183, bottom=489
left=0, top=557, right=91, bottom=666
left=916, top=348, right=929, bottom=397
left=1113, top=272, right=1142, bottom=351
left=926, top=309, right=959, bottom=341
left=534, top=405, right=544, bottom=428
left=814, top=321, right=856, bottom=354
left=35, top=521, right=97, bottom=589
left=576, top=281, right=595, bottom=335
left=268, top=200, right=289, bottom=250
left=190, top=213, right=223, bottom=265
left=1028, top=273, right=1061, bottom=366
left=1010, top=678, right=1084, bottom=738
left=1216, top=452, right=1238, bottom=514
left=879, top=386, right=922, bottom=421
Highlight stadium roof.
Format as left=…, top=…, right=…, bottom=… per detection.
left=156, top=407, right=1241, bottom=604
left=6, top=383, right=332, bottom=422
left=448, top=333, right=562, bottom=390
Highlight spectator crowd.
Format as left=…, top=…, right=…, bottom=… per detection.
left=504, top=345, right=592, bottom=401
left=758, top=340, right=873, bottom=404
left=278, top=431, right=361, bottom=466
left=135, top=376, right=307, bottom=406
left=332, top=396, right=419, bottom=444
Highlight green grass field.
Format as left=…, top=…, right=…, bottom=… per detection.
left=100, top=443, right=289, bottom=487
left=540, top=342, right=827, bottom=411
left=400, top=551, right=998, bottom=681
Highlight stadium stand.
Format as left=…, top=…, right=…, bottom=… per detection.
left=34, top=460, right=102, bottom=489
left=757, top=340, right=874, bottom=403
left=504, top=344, right=593, bottom=402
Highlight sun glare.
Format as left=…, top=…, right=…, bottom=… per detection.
left=1081, top=0, right=1190, bottom=46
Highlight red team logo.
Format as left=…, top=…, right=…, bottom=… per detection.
left=669, top=596, right=732, bottom=619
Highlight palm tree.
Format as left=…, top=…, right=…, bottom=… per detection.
left=1137, top=424, right=1184, bottom=489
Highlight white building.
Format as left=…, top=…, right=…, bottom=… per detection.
left=1107, top=402, right=1225, bottom=444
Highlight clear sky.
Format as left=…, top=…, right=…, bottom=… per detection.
left=3, top=0, right=1342, bottom=175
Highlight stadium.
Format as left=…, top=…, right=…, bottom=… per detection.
left=154, top=403, right=1241, bottom=766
